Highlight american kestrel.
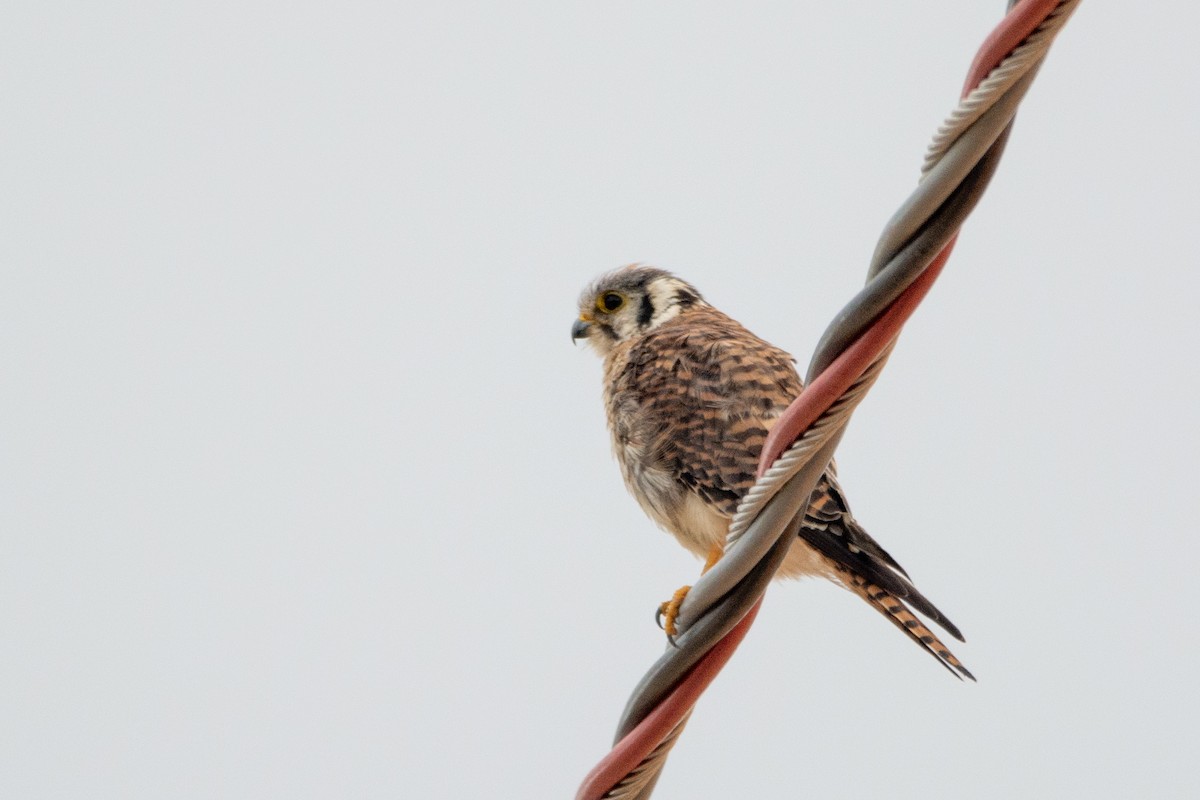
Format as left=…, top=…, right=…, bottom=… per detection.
left=572, top=265, right=972, bottom=680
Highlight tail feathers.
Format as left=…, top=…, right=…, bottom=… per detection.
left=845, top=571, right=975, bottom=681
left=878, top=568, right=966, bottom=644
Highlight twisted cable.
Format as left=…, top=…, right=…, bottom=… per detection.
left=576, top=3, right=1080, bottom=798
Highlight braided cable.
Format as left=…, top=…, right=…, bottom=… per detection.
left=576, top=3, right=1079, bottom=798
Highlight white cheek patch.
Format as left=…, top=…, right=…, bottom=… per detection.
left=644, top=277, right=698, bottom=330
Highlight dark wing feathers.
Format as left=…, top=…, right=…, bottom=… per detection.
left=803, top=472, right=909, bottom=577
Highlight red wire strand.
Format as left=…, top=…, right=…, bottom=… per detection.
left=577, top=3, right=1063, bottom=797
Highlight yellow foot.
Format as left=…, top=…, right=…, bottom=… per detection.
left=654, top=544, right=726, bottom=640
left=656, top=585, right=692, bottom=639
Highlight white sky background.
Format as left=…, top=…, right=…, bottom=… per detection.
left=2, top=2, right=1197, bottom=798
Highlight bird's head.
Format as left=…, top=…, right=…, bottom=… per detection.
left=571, top=265, right=705, bottom=356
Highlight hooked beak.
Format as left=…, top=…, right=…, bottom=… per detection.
left=570, top=317, right=592, bottom=344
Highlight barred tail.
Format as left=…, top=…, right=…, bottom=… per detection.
left=844, top=571, right=975, bottom=681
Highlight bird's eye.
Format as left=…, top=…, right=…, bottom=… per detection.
left=597, top=292, right=625, bottom=313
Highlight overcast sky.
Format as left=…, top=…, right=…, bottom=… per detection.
left=3, top=2, right=1198, bottom=798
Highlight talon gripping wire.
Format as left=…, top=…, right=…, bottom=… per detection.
left=577, top=2, right=1080, bottom=798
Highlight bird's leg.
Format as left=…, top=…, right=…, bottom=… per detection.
left=657, top=544, right=725, bottom=639
left=700, top=543, right=725, bottom=574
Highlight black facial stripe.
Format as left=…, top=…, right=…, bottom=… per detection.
left=637, top=293, right=654, bottom=327
left=675, top=289, right=698, bottom=308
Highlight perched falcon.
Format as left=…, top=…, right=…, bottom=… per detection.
left=572, top=264, right=972, bottom=680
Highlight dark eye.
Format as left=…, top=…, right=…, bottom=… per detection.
left=597, top=292, right=624, bottom=313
